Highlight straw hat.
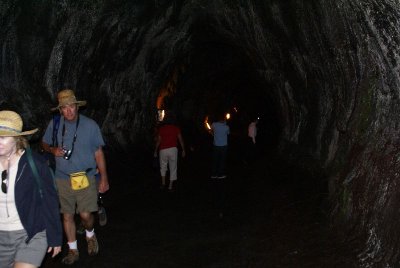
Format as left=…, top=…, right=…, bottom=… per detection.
left=0, top=110, right=38, bottom=136
left=51, top=89, right=87, bottom=111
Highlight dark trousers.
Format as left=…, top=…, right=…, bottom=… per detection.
left=211, top=145, right=228, bottom=177
left=244, top=137, right=256, bottom=163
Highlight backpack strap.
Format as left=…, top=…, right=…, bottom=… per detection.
left=52, top=114, right=61, bottom=147
left=26, top=147, right=43, bottom=199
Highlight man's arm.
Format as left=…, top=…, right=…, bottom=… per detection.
left=95, top=146, right=109, bottom=193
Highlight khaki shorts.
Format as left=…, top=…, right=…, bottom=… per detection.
left=56, top=176, right=98, bottom=214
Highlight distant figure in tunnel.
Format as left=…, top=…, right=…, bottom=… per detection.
left=210, top=112, right=230, bottom=179
left=244, top=116, right=259, bottom=164
left=0, top=110, right=62, bottom=268
left=41, top=89, right=109, bottom=265
left=154, top=111, right=186, bottom=192
left=209, top=112, right=230, bottom=218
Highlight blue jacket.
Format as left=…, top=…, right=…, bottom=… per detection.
left=15, top=150, right=62, bottom=247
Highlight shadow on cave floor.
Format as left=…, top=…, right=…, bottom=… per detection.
left=41, top=138, right=358, bottom=268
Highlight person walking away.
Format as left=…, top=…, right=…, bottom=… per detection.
left=154, top=112, right=185, bottom=192
left=41, top=89, right=109, bottom=265
left=0, top=110, right=62, bottom=267
left=210, top=112, right=230, bottom=218
left=210, top=113, right=230, bottom=179
left=245, top=117, right=258, bottom=164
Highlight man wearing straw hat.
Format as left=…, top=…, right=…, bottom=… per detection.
left=42, top=89, right=109, bottom=265
left=0, top=110, right=62, bottom=267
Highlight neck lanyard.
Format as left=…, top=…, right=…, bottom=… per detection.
left=61, top=115, right=80, bottom=151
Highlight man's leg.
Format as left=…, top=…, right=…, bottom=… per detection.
left=218, top=146, right=228, bottom=178
left=75, top=177, right=100, bottom=256
left=64, top=213, right=77, bottom=243
left=80, top=211, right=99, bottom=256
left=80, top=211, right=95, bottom=231
left=211, top=146, right=218, bottom=178
left=55, top=178, right=80, bottom=265
left=62, top=213, right=79, bottom=264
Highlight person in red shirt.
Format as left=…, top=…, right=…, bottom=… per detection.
left=154, top=112, right=185, bottom=191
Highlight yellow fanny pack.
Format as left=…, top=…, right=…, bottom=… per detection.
left=70, top=171, right=90, bottom=190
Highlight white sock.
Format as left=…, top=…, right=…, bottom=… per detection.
left=68, top=240, right=78, bottom=250
left=86, top=229, right=95, bottom=238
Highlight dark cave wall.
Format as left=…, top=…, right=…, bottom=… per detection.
left=0, top=0, right=188, bottom=146
left=320, top=2, right=400, bottom=266
left=0, top=0, right=400, bottom=266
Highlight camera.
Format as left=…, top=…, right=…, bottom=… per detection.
left=62, top=148, right=73, bottom=160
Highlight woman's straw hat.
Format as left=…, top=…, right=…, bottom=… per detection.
left=0, top=110, right=38, bottom=136
left=51, top=89, right=87, bottom=111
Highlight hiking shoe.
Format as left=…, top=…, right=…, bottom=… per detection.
left=98, top=206, right=107, bottom=226
left=86, top=235, right=99, bottom=256
left=61, top=249, right=79, bottom=265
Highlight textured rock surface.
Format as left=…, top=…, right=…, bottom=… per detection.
left=0, top=0, right=399, bottom=266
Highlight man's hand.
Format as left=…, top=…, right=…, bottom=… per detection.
left=98, top=176, right=110, bottom=193
left=52, top=147, right=65, bottom=157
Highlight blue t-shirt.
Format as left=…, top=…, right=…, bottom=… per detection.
left=43, top=114, right=105, bottom=179
left=211, top=121, right=230, bottom=146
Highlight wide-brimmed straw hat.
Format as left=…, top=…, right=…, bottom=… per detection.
left=51, top=89, right=86, bottom=111
left=0, top=110, right=38, bottom=136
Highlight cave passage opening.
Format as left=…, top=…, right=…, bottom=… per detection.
left=149, top=13, right=333, bottom=231
left=158, top=24, right=283, bottom=161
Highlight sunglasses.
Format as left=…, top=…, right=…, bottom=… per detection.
left=1, top=170, right=7, bottom=194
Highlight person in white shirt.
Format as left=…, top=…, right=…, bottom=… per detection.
left=248, top=118, right=258, bottom=144
left=244, top=117, right=259, bottom=165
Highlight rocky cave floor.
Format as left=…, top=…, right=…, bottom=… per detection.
left=41, top=137, right=358, bottom=268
